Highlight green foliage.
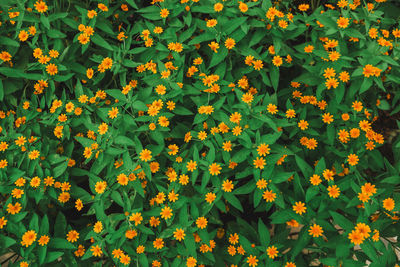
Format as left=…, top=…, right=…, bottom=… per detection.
left=0, top=0, right=400, bottom=266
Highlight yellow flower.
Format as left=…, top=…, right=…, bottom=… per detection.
left=337, top=17, right=350, bottom=28
left=38, top=235, right=50, bottom=246
left=93, top=221, right=103, bottom=233
left=160, top=8, right=169, bottom=18
left=292, top=201, right=307, bottom=215
left=94, top=181, right=107, bottom=194
left=266, top=246, right=278, bottom=259
left=196, top=216, right=208, bottom=229
left=209, top=163, right=222, bottom=176
left=173, top=228, right=185, bottom=241
left=222, top=179, right=234, bottom=192
left=66, top=230, right=79, bottom=243
left=140, top=149, right=152, bottom=162
left=160, top=206, right=173, bottom=220
left=91, top=245, right=103, bottom=257
left=206, top=19, right=217, bottom=28
left=383, top=198, right=395, bottom=211
left=29, top=150, right=40, bottom=160
left=34, top=1, right=48, bottom=13
left=21, top=230, right=37, bottom=247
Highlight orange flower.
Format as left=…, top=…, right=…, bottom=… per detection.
left=246, top=255, right=258, bottom=267
left=160, top=206, right=173, bottom=220
left=383, top=198, right=395, bottom=211
left=253, top=157, right=266, bottom=169
left=205, top=192, right=216, bottom=203
left=298, top=120, right=309, bottom=130
left=7, top=202, right=22, bottom=214
left=173, top=228, right=185, bottom=241
left=327, top=185, right=341, bottom=198
left=187, top=257, right=197, bottom=267
left=298, top=4, right=309, bottom=11
left=34, top=1, right=48, bottom=13
left=272, top=55, right=283, bottom=67
left=0, top=217, right=7, bottom=229
left=209, top=162, right=222, bottom=176
left=225, top=38, right=236, bottom=49
left=292, top=201, right=307, bottom=215
left=206, top=19, right=217, bottom=28
left=196, top=216, right=208, bottom=229
left=94, top=181, right=107, bottom=194
left=66, top=230, right=79, bottom=243
left=153, top=238, right=164, bottom=249
left=266, top=245, right=279, bottom=259
left=347, top=154, right=359, bottom=166
left=308, top=224, right=323, bottom=237
left=140, top=149, right=152, bottom=162
left=263, top=189, right=276, bottom=202
left=348, top=229, right=363, bottom=245
left=304, top=45, right=314, bottom=53
left=29, top=150, right=40, bottom=160
left=129, top=212, right=143, bottom=226
left=337, top=17, right=350, bottom=28
left=91, top=245, right=103, bottom=256
left=257, top=143, right=271, bottom=156
left=160, top=8, right=169, bottom=18
left=322, top=113, right=333, bottom=124
left=21, top=230, right=37, bottom=247
left=222, top=179, right=234, bottom=192
left=238, top=1, right=248, bottom=12
left=38, top=235, right=50, bottom=246
left=19, top=30, right=29, bottom=41
left=46, top=63, right=58, bottom=75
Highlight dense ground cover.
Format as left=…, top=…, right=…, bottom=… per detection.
left=1, top=0, right=400, bottom=266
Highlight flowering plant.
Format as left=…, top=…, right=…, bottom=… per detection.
left=1, top=0, right=400, bottom=266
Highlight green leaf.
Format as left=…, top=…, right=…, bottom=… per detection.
left=111, top=191, right=124, bottom=207
left=54, top=212, right=66, bottom=237
left=234, top=182, right=256, bottom=195
left=53, top=161, right=68, bottom=178
left=174, top=106, right=193, bottom=115
left=45, top=252, right=64, bottom=263
left=326, top=124, right=335, bottom=145
left=184, top=233, right=196, bottom=256
left=329, top=211, right=352, bottom=232
left=126, top=0, right=138, bottom=9
left=209, top=47, right=228, bottom=68
left=273, top=172, right=294, bottom=183
left=0, top=36, right=19, bottom=47
left=224, top=17, right=247, bottom=35
left=305, top=186, right=319, bottom=202
left=47, top=29, right=66, bottom=39
left=92, top=34, right=113, bottom=51
left=258, top=219, right=270, bottom=246
left=29, top=213, right=39, bottom=231
left=256, top=114, right=278, bottom=131
left=114, top=136, right=135, bottom=147
left=49, top=238, right=76, bottom=249
left=0, top=235, right=17, bottom=248
left=360, top=78, right=372, bottom=94
left=291, top=229, right=311, bottom=259
left=295, top=155, right=313, bottom=178
left=360, top=241, right=378, bottom=261
left=188, top=33, right=215, bottom=45
left=41, top=215, right=49, bottom=234
left=48, top=12, right=68, bottom=22
left=0, top=80, right=3, bottom=101
left=39, top=245, right=47, bottom=264
left=40, top=15, right=50, bottom=29
left=224, top=193, right=243, bottom=212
